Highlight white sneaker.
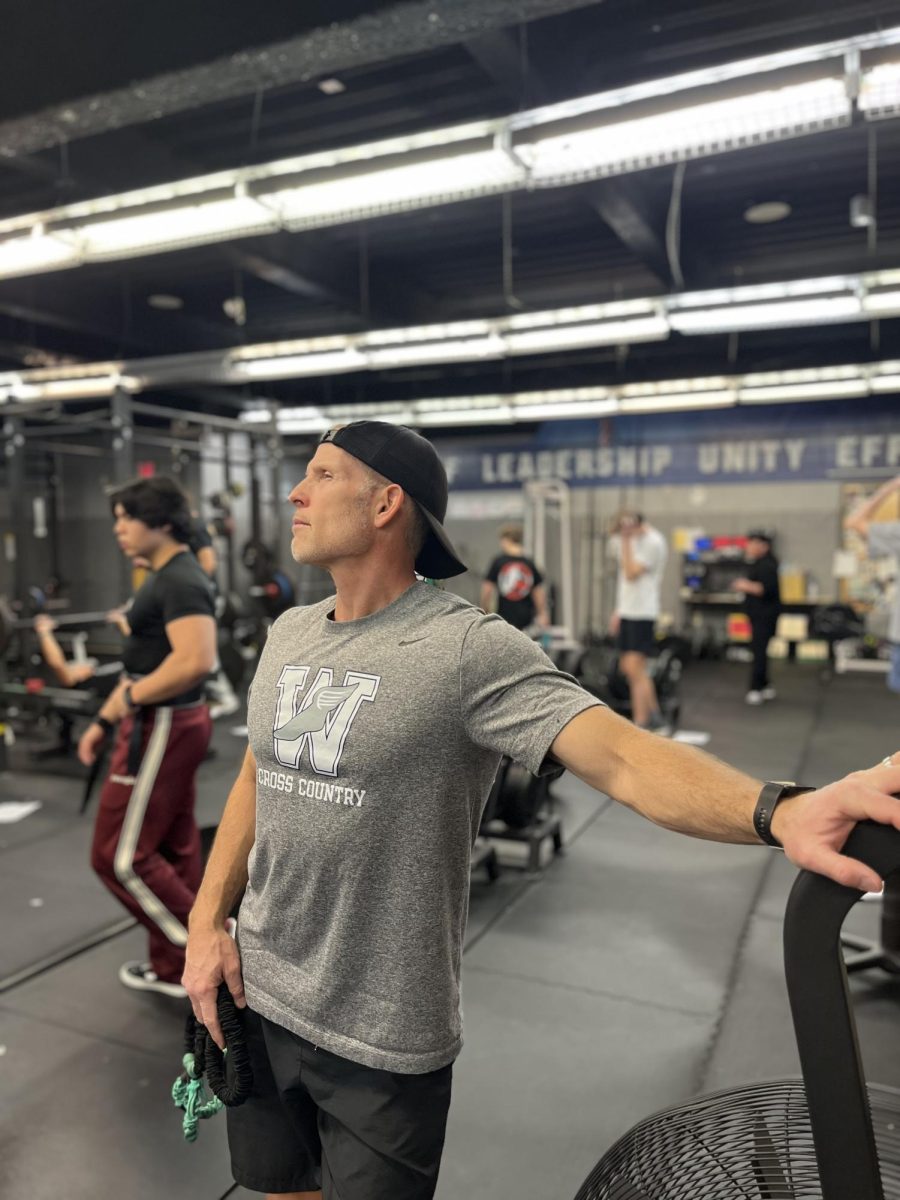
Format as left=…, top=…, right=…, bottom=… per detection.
left=760, top=687, right=777, bottom=701
left=118, top=960, right=187, bottom=998
left=209, top=695, right=241, bottom=720
left=745, top=690, right=764, bottom=705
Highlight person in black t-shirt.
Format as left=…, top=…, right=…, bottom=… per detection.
left=481, top=523, right=550, bottom=632
left=77, top=477, right=216, bottom=997
left=733, top=531, right=781, bottom=705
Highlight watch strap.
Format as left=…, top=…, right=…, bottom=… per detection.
left=754, top=781, right=816, bottom=847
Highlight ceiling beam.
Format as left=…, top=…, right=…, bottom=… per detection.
left=584, top=178, right=673, bottom=288
left=463, top=27, right=553, bottom=108
left=0, top=0, right=604, bottom=158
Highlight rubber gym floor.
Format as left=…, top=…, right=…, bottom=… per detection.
left=1, top=660, right=897, bottom=1200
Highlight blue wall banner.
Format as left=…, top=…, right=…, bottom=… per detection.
left=437, top=397, right=900, bottom=490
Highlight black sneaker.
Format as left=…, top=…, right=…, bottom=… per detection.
left=118, top=961, right=187, bottom=999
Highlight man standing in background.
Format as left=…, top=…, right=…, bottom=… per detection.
left=481, top=523, right=551, bottom=632
left=734, top=531, right=781, bottom=706
left=609, top=511, right=669, bottom=732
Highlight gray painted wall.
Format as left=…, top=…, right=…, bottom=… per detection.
left=0, top=439, right=853, bottom=641
left=444, top=480, right=845, bottom=638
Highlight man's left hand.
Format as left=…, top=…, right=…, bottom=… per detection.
left=772, top=752, right=900, bottom=892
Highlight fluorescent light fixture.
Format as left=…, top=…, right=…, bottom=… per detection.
left=668, top=296, right=862, bottom=334
left=870, top=373, right=900, bottom=392
left=514, top=399, right=620, bottom=419
left=80, top=196, right=278, bottom=259
left=3, top=30, right=899, bottom=277
left=618, top=390, right=737, bottom=412
left=862, top=290, right=900, bottom=317
left=667, top=275, right=854, bottom=309
left=0, top=231, right=79, bottom=277
left=414, top=406, right=515, bottom=426
left=505, top=317, right=669, bottom=354
left=504, top=299, right=659, bottom=329
left=8, top=375, right=133, bottom=401
left=739, top=378, right=868, bottom=403
left=365, top=336, right=506, bottom=368
left=518, top=78, right=850, bottom=186
left=859, top=62, right=900, bottom=119
left=361, top=320, right=493, bottom=346
left=236, top=350, right=366, bottom=380
left=272, top=150, right=525, bottom=230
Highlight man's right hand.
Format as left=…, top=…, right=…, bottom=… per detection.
left=183, top=924, right=247, bottom=1049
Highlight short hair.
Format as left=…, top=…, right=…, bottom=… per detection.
left=359, top=464, right=429, bottom=560
left=746, top=530, right=773, bottom=546
left=500, top=523, right=523, bottom=543
left=108, top=476, right=194, bottom=543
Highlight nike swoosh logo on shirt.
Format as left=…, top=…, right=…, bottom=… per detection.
left=398, top=636, right=428, bottom=645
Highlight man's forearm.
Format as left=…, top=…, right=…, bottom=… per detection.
left=126, top=652, right=211, bottom=707
left=555, top=708, right=763, bottom=843
left=190, top=754, right=256, bottom=929
left=620, top=539, right=645, bottom=582
left=614, top=731, right=762, bottom=842
left=845, top=476, right=900, bottom=534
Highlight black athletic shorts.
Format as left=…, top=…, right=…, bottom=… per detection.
left=617, top=618, right=656, bottom=656
left=227, top=1008, right=453, bottom=1198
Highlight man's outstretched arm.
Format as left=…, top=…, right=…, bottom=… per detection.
left=844, top=475, right=900, bottom=539
left=551, top=706, right=900, bottom=892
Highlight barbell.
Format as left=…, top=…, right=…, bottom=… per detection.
left=0, top=596, right=116, bottom=658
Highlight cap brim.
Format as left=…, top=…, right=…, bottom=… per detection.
left=415, top=507, right=468, bottom=579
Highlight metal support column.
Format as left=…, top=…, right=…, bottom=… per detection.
left=109, top=388, right=135, bottom=595
left=3, top=416, right=26, bottom=603
left=265, top=404, right=285, bottom=558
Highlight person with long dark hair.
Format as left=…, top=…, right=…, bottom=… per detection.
left=78, top=476, right=217, bottom=997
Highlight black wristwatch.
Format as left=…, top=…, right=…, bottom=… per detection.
left=753, top=781, right=816, bottom=847
left=124, top=684, right=138, bottom=712
left=94, top=715, right=115, bottom=736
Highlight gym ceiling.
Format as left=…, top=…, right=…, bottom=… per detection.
left=1, top=0, right=900, bottom=431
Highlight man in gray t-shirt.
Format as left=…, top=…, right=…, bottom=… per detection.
left=845, top=476, right=900, bottom=693
left=185, top=422, right=900, bottom=1200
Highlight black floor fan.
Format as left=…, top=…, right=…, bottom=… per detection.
left=573, top=822, right=900, bottom=1199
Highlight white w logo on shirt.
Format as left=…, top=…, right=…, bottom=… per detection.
left=273, top=665, right=380, bottom=776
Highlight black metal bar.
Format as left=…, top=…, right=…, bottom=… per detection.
left=783, top=822, right=900, bottom=1200
left=130, top=400, right=259, bottom=434
left=23, top=440, right=106, bottom=458
left=222, top=432, right=236, bottom=595
left=4, top=417, right=27, bottom=603
left=109, top=388, right=134, bottom=597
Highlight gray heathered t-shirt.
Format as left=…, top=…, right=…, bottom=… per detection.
left=238, top=581, right=602, bottom=1073
left=868, top=521, right=900, bottom=642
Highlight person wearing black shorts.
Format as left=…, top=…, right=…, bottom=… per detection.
left=183, top=423, right=900, bottom=1200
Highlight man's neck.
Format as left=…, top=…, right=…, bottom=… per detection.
left=329, top=565, right=418, bottom=622
left=148, top=541, right=186, bottom=572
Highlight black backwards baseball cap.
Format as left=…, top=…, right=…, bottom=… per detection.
left=319, top=421, right=467, bottom=579
left=746, top=530, right=773, bottom=544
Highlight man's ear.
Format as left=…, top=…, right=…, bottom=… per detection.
left=373, top=484, right=405, bottom=528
